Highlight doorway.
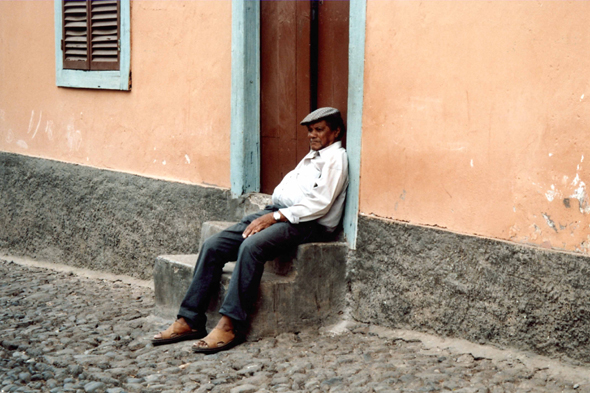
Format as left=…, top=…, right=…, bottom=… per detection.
left=259, top=0, right=350, bottom=194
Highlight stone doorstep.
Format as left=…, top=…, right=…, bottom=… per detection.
left=153, top=221, right=348, bottom=339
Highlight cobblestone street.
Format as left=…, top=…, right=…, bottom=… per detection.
left=1, top=258, right=589, bottom=393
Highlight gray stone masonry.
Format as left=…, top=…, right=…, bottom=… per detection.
left=154, top=222, right=348, bottom=338
left=0, top=152, right=272, bottom=281
left=349, top=215, right=590, bottom=365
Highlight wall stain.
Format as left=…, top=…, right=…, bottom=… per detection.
left=542, top=213, right=558, bottom=233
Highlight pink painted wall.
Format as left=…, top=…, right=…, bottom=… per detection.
left=0, top=1, right=232, bottom=188
left=361, top=0, right=589, bottom=254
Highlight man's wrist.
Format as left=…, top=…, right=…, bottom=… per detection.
left=273, top=211, right=282, bottom=222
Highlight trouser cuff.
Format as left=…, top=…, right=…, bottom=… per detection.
left=177, top=310, right=206, bottom=331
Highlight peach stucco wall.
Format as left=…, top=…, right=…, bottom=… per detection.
left=0, top=1, right=232, bottom=188
left=361, top=0, right=589, bottom=254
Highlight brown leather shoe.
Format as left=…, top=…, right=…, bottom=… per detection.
left=152, top=318, right=207, bottom=346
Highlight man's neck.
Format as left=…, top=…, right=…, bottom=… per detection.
left=311, top=140, right=342, bottom=156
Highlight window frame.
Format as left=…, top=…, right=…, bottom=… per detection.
left=54, top=0, right=131, bottom=90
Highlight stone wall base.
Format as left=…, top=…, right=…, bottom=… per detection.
left=349, top=214, right=590, bottom=363
left=0, top=152, right=262, bottom=280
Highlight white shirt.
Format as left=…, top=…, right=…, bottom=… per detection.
left=271, top=141, right=348, bottom=232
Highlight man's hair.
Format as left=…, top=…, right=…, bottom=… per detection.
left=322, top=112, right=346, bottom=141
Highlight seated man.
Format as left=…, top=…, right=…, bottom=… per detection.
left=152, top=107, right=348, bottom=353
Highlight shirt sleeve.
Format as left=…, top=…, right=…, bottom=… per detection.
left=279, top=151, right=348, bottom=224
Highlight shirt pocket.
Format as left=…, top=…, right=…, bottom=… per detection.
left=299, top=164, right=322, bottom=196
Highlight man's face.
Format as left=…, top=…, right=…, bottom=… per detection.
left=307, top=120, right=340, bottom=151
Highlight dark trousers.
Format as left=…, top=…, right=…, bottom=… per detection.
left=177, top=205, right=323, bottom=330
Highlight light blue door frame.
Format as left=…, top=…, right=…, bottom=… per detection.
left=230, top=0, right=367, bottom=249
left=342, top=0, right=367, bottom=249
left=230, top=1, right=261, bottom=196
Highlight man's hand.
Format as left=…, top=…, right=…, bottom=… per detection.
left=242, top=212, right=282, bottom=238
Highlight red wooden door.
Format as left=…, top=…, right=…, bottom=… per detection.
left=260, top=1, right=349, bottom=194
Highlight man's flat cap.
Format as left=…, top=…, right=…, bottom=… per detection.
left=300, top=107, right=341, bottom=125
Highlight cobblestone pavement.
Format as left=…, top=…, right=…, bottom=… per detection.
left=1, top=258, right=590, bottom=393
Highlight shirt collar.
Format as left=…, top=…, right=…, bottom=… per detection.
left=305, top=141, right=342, bottom=159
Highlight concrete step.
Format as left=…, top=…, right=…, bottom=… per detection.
left=153, top=221, right=348, bottom=339
left=197, top=221, right=236, bottom=249
left=153, top=221, right=236, bottom=323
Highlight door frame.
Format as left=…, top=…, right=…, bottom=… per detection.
left=230, top=0, right=367, bottom=249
